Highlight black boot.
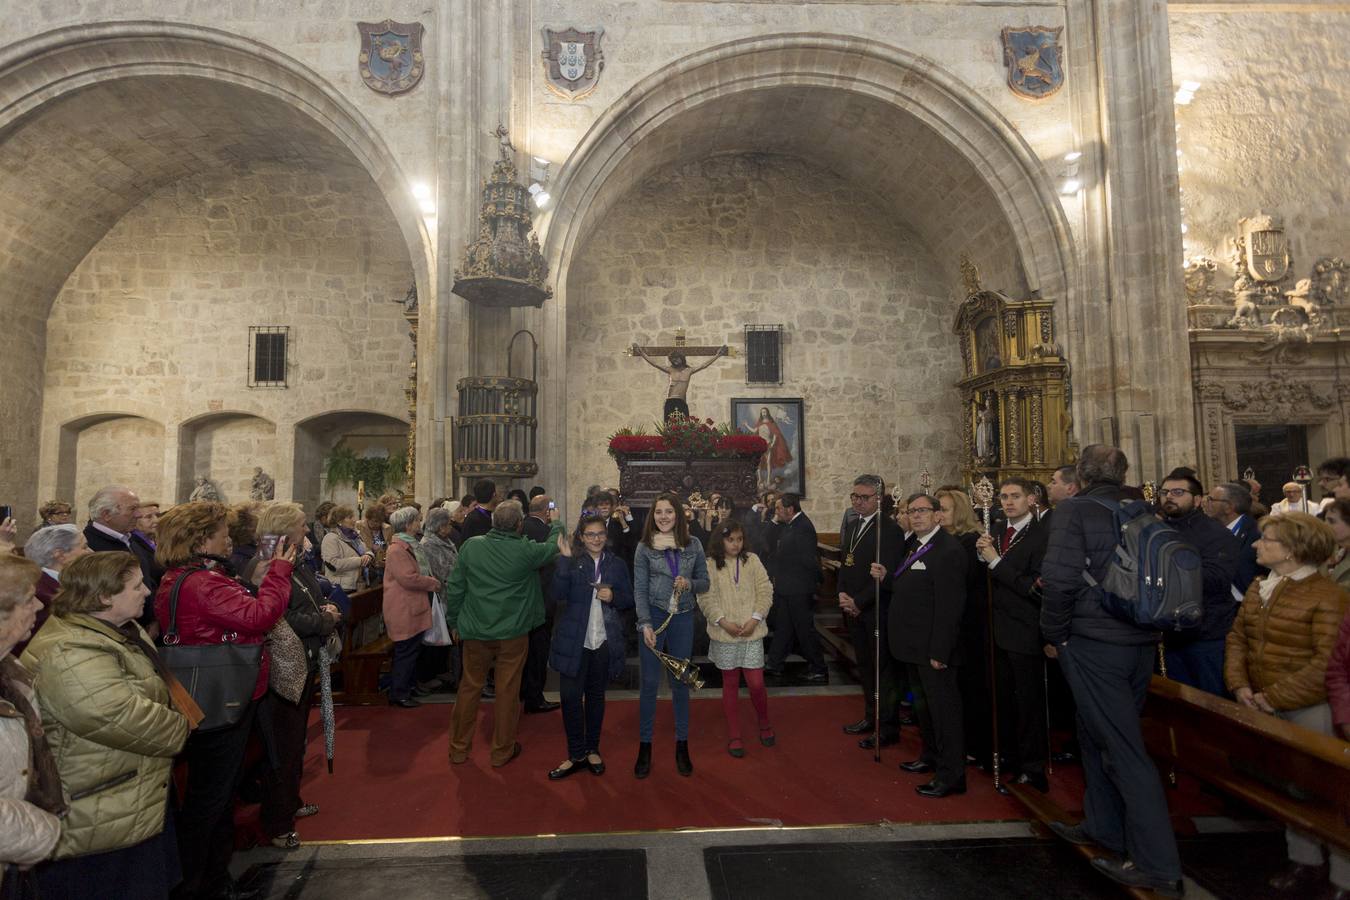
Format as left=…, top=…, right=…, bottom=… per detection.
left=634, top=742, right=652, bottom=779
left=675, top=740, right=693, bottom=776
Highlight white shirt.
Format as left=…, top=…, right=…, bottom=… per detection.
left=584, top=555, right=607, bottom=651
left=41, top=567, right=60, bottom=583
left=90, top=521, right=130, bottom=547
left=914, top=526, right=940, bottom=548
left=987, top=512, right=1033, bottom=570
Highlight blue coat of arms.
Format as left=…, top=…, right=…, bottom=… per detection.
left=358, top=20, right=425, bottom=96
left=1000, top=26, right=1064, bottom=100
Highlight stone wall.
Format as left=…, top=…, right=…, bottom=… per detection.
left=73, top=417, right=166, bottom=516
left=1170, top=7, right=1350, bottom=279
left=41, top=160, right=413, bottom=512
left=567, top=153, right=965, bottom=520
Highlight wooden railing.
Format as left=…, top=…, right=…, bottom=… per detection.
left=330, top=585, right=391, bottom=705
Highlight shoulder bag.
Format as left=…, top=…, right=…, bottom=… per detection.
left=158, top=568, right=264, bottom=730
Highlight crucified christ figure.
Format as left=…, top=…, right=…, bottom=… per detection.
left=633, top=344, right=729, bottom=420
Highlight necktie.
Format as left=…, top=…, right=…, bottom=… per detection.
left=1001, top=525, right=1015, bottom=554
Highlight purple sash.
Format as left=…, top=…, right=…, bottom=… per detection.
left=663, top=549, right=680, bottom=579
left=892, top=540, right=936, bottom=578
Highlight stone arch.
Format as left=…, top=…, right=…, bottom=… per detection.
left=0, top=21, right=432, bottom=524
left=293, top=410, right=412, bottom=512
left=177, top=412, right=279, bottom=504
left=537, top=33, right=1079, bottom=503
left=52, top=413, right=168, bottom=516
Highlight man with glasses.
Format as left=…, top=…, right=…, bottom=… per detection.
left=1158, top=468, right=1239, bottom=696
left=1202, top=480, right=1263, bottom=609
left=871, top=493, right=968, bottom=797
left=1317, top=457, right=1350, bottom=504
left=1039, top=445, right=1183, bottom=897
left=837, top=475, right=904, bottom=747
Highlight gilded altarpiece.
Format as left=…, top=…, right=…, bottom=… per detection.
left=953, top=287, right=1074, bottom=487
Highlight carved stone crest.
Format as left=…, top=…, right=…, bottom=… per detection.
left=1221, top=380, right=1334, bottom=415
left=358, top=20, right=425, bottom=96
left=541, top=26, right=604, bottom=100
left=1311, top=257, right=1349, bottom=307
left=1000, top=26, right=1065, bottom=100
left=1235, top=212, right=1291, bottom=289
left=1184, top=257, right=1219, bottom=306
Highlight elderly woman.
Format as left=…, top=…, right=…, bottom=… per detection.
left=385, top=506, right=442, bottom=708
left=248, top=503, right=341, bottom=850
left=357, top=505, right=392, bottom=581
left=37, top=501, right=73, bottom=529
left=1225, top=512, right=1350, bottom=897
left=19, top=524, right=91, bottom=655
left=320, top=505, right=374, bottom=592
left=419, top=508, right=460, bottom=688
left=22, top=552, right=190, bottom=897
left=1, top=555, right=65, bottom=897
left=153, top=502, right=293, bottom=899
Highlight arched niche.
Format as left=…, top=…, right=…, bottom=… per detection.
left=176, top=412, right=278, bottom=503
left=53, top=413, right=167, bottom=516
left=294, top=410, right=411, bottom=513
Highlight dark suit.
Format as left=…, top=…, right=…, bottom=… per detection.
left=85, top=521, right=161, bottom=621
left=888, top=527, right=968, bottom=785
left=766, top=512, right=825, bottom=675
left=1228, top=513, right=1263, bottom=595
left=460, top=507, right=494, bottom=543
left=519, top=515, right=555, bottom=708
left=837, top=514, right=904, bottom=733
left=987, top=516, right=1050, bottom=778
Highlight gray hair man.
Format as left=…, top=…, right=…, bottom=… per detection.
left=83, top=484, right=161, bottom=612
left=1039, top=444, right=1183, bottom=895
left=445, top=499, right=568, bottom=766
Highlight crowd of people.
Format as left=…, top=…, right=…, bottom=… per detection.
left=4, top=451, right=1350, bottom=899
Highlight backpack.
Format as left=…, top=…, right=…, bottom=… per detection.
left=1080, top=497, right=1204, bottom=631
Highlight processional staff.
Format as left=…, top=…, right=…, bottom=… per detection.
left=972, top=475, right=1005, bottom=794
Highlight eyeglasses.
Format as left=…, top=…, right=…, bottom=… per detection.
left=1159, top=488, right=1194, bottom=498
left=581, top=531, right=607, bottom=540
left=906, top=507, right=935, bottom=515
left=1203, top=495, right=1230, bottom=505
left=849, top=493, right=877, bottom=502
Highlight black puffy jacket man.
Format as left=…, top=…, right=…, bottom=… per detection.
left=1039, top=445, right=1183, bottom=897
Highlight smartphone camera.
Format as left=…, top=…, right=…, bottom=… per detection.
left=548, top=501, right=556, bottom=510
left=257, top=534, right=282, bottom=560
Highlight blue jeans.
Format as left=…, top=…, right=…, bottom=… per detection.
left=559, top=644, right=609, bottom=759
left=1163, top=639, right=1227, bottom=697
left=639, top=606, right=694, bottom=741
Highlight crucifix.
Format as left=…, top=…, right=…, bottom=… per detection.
left=627, top=329, right=735, bottom=420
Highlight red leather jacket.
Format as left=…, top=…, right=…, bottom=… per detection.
left=154, top=559, right=292, bottom=699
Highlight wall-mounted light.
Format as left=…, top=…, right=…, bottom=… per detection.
left=1174, top=80, right=1201, bottom=105
left=1058, top=151, right=1082, bottom=195
left=1059, top=179, right=1081, bottom=196
left=528, top=182, right=551, bottom=209
left=1063, top=151, right=1082, bottom=163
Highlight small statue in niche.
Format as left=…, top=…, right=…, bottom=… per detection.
left=250, top=467, right=275, bottom=502
left=1228, top=289, right=1261, bottom=328
left=189, top=475, right=221, bottom=503
left=975, top=392, right=999, bottom=464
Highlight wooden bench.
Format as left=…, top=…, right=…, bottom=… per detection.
left=331, top=585, right=391, bottom=706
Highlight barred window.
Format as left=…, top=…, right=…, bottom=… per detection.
left=249, top=326, right=289, bottom=388
left=745, top=324, right=784, bottom=384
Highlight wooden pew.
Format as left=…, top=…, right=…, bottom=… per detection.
left=1141, top=675, right=1350, bottom=854
left=815, top=534, right=860, bottom=678
left=330, top=585, right=391, bottom=706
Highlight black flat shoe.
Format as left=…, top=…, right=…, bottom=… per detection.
left=1090, top=858, right=1183, bottom=898
left=1047, top=821, right=1094, bottom=846
left=586, top=754, right=605, bottom=775
left=858, top=734, right=899, bottom=750
left=842, top=718, right=874, bottom=735
left=525, top=700, right=561, bottom=714
left=899, top=759, right=933, bottom=774
left=675, top=740, right=693, bottom=776
left=548, top=759, right=586, bottom=780
left=634, top=742, right=652, bottom=779
left=389, top=697, right=421, bottom=709
left=915, top=778, right=966, bottom=798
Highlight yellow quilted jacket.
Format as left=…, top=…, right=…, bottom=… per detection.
left=1224, top=572, right=1350, bottom=711
left=19, top=614, right=188, bottom=858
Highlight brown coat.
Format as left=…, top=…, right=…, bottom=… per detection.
left=1225, top=572, right=1350, bottom=711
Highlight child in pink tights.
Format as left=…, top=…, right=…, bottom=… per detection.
left=698, top=521, right=774, bottom=757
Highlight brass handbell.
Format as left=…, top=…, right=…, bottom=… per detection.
left=651, top=648, right=705, bottom=690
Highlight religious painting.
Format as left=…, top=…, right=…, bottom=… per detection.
left=974, top=315, right=1003, bottom=373
left=1000, top=26, right=1064, bottom=100
left=732, top=398, right=806, bottom=497
left=357, top=20, right=426, bottom=95
left=974, top=390, right=1000, bottom=466
left=541, top=26, right=605, bottom=100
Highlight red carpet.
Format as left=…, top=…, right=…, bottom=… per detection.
left=272, top=694, right=1221, bottom=841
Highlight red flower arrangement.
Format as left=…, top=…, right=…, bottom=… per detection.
left=607, top=415, right=767, bottom=458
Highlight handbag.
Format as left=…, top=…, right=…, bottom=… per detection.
left=423, top=592, right=452, bottom=646
left=266, top=615, right=308, bottom=704
left=158, top=568, right=263, bottom=731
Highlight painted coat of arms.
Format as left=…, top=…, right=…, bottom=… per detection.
left=358, top=20, right=425, bottom=95
left=542, top=26, right=604, bottom=100
left=1000, top=26, right=1064, bottom=100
